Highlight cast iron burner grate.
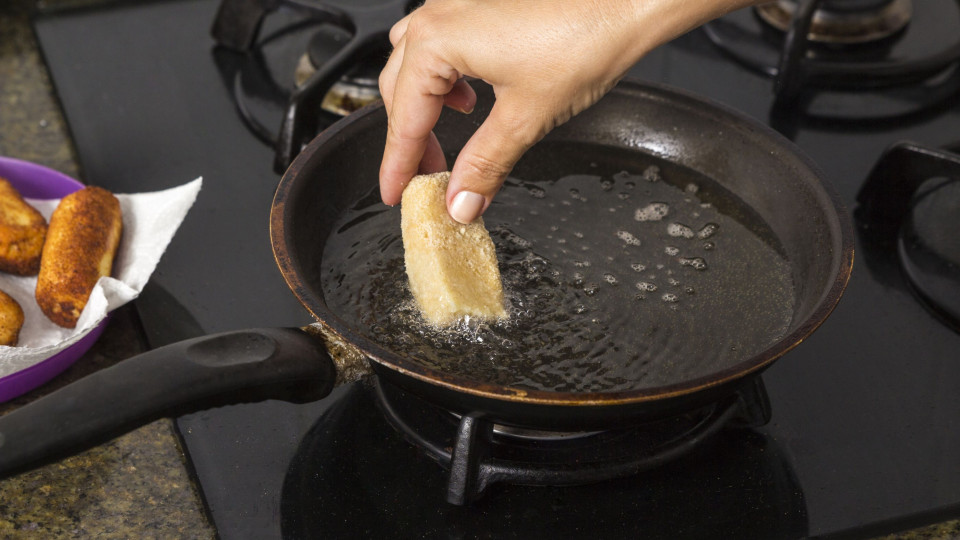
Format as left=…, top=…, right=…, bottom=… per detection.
left=374, top=377, right=772, bottom=505
left=702, top=0, right=960, bottom=121
left=856, top=141, right=960, bottom=332
left=755, top=0, right=913, bottom=45
left=211, top=0, right=407, bottom=171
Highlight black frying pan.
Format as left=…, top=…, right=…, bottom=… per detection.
left=0, top=79, right=853, bottom=476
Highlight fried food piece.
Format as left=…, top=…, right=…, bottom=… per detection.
left=36, top=186, right=122, bottom=328
left=0, top=177, right=48, bottom=275
left=401, top=172, right=507, bottom=326
left=0, top=289, right=24, bottom=346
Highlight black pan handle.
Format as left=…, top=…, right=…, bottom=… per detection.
left=0, top=327, right=336, bottom=478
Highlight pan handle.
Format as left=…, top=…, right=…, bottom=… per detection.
left=0, top=327, right=336, bottom=478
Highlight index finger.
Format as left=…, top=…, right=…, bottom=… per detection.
left=379, top=54, right=457, bottom=206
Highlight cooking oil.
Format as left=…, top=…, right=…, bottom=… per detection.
left=322, top=147, right=795, bottom=393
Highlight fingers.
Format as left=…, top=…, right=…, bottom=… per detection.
left=444, top=78, right=476, bottom=114
left=419, top=131, right=447, bottom=175
left=381, top=43, right=448, bottom=178
left=379, top=36, right=404, bottom=114
left=447, top=98, right=544, bottom=224
left=379, top=25, right=475, bottom=206
left=383, top=26, right=475, bottom=116
left=379, top=44, right=460, bottom=206
left=389, top=14, right=411, bottom=46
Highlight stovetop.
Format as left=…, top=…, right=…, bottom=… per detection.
left=33, top=0, right=960, bottom=538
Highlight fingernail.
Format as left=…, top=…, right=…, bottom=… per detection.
left=449, top=191, right=485, bottom=224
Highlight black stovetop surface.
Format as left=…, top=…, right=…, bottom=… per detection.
left=34, top=1, right=960, bottom=538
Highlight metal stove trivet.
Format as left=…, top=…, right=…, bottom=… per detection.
left=374, top=377, right=772, bottom=504
left=702, top=0, right=960, bottom=119
left=856, top=141, right=960, bottom=331
left=212, top=0, right=407, bottom=171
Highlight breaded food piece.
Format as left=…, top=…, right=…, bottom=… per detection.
left=401, top=172, right=507, bottom=326
left=36, top=186, right=122, bottom=328
left=0, top=177, right=48, bottom=275
left=0, top=289, right=24, bottom=346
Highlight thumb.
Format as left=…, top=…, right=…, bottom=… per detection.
left=446, top=100, right=544, bottom=224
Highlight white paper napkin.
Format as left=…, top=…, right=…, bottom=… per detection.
left=0, top=178, right=202, bottom=377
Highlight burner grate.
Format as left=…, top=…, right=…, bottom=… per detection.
left=703, top=0, right=960, bottom=117
left=857, top=142, right=960, bottom=331
left=755, top=0, right=912, bottom=45
left=374, top=378, right=771, bottom=505
left=212, top=0, right=407, bottom=171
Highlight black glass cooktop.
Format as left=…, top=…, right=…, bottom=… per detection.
left=34, top=0, right=960, bottom=538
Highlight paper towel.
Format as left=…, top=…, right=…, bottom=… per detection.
left=0, top=178, right=202, bottom=377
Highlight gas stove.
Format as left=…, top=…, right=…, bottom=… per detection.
left=32, top=0, right=960, bottom=538
left=704, top=0, right=960, bottom=118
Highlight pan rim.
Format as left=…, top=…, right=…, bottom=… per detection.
left=270, top=77, right=855, bottom=408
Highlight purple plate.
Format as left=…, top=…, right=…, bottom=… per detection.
left=0, top=156, right=110, bottom=403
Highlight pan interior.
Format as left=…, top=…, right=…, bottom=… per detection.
left=320, top=142, right=796, bottom=393
left=278, top=81, right=848, bottom=400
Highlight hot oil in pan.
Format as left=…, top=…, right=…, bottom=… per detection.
left=322, top=146, right=795, bottom=393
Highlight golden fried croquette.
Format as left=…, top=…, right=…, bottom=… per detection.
left=0, top=289, right=24, bottom=346
left=36, top=186, right=122, bottom=328
left=400, top=172, right=506, bottom=326
left=0, top=177, right=48, bottom=276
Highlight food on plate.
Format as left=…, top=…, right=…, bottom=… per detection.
left=0, top=289, right=24, bottom=346
left=36, top=186, right=122, bottom=328
left=0, top=177, right=48, bottom=275
left=400, top=171, right=507, bottom=326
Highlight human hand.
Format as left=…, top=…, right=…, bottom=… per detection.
left=378, top=0, right=757, bottom=223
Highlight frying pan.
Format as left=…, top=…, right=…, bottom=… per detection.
left=0, top=79, right=853, bottom=476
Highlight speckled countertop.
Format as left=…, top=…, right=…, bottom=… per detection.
left=0, top=1, right=214, bottom=537
left=0, top=1, right=958, bottom=538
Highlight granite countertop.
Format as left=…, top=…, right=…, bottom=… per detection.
left=0, top=1, right=215, bottom=537
left=0, top=0, right=957, bottom=538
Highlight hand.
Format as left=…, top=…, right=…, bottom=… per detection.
left=378, top=0, right=757, bottom=223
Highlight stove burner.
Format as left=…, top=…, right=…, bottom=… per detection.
left=212, top=0, right=408, bottom=172
left=755, top=0, right=912, bottom=44
left=281, top=383, right=807, bottom=537
left=297, top=25, right=381, bottom=116
left=374, top=378, right=771, bottom=505
left=702, top=0, right=960, bottom=120
left=857, top=141, right=960, bottom=331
